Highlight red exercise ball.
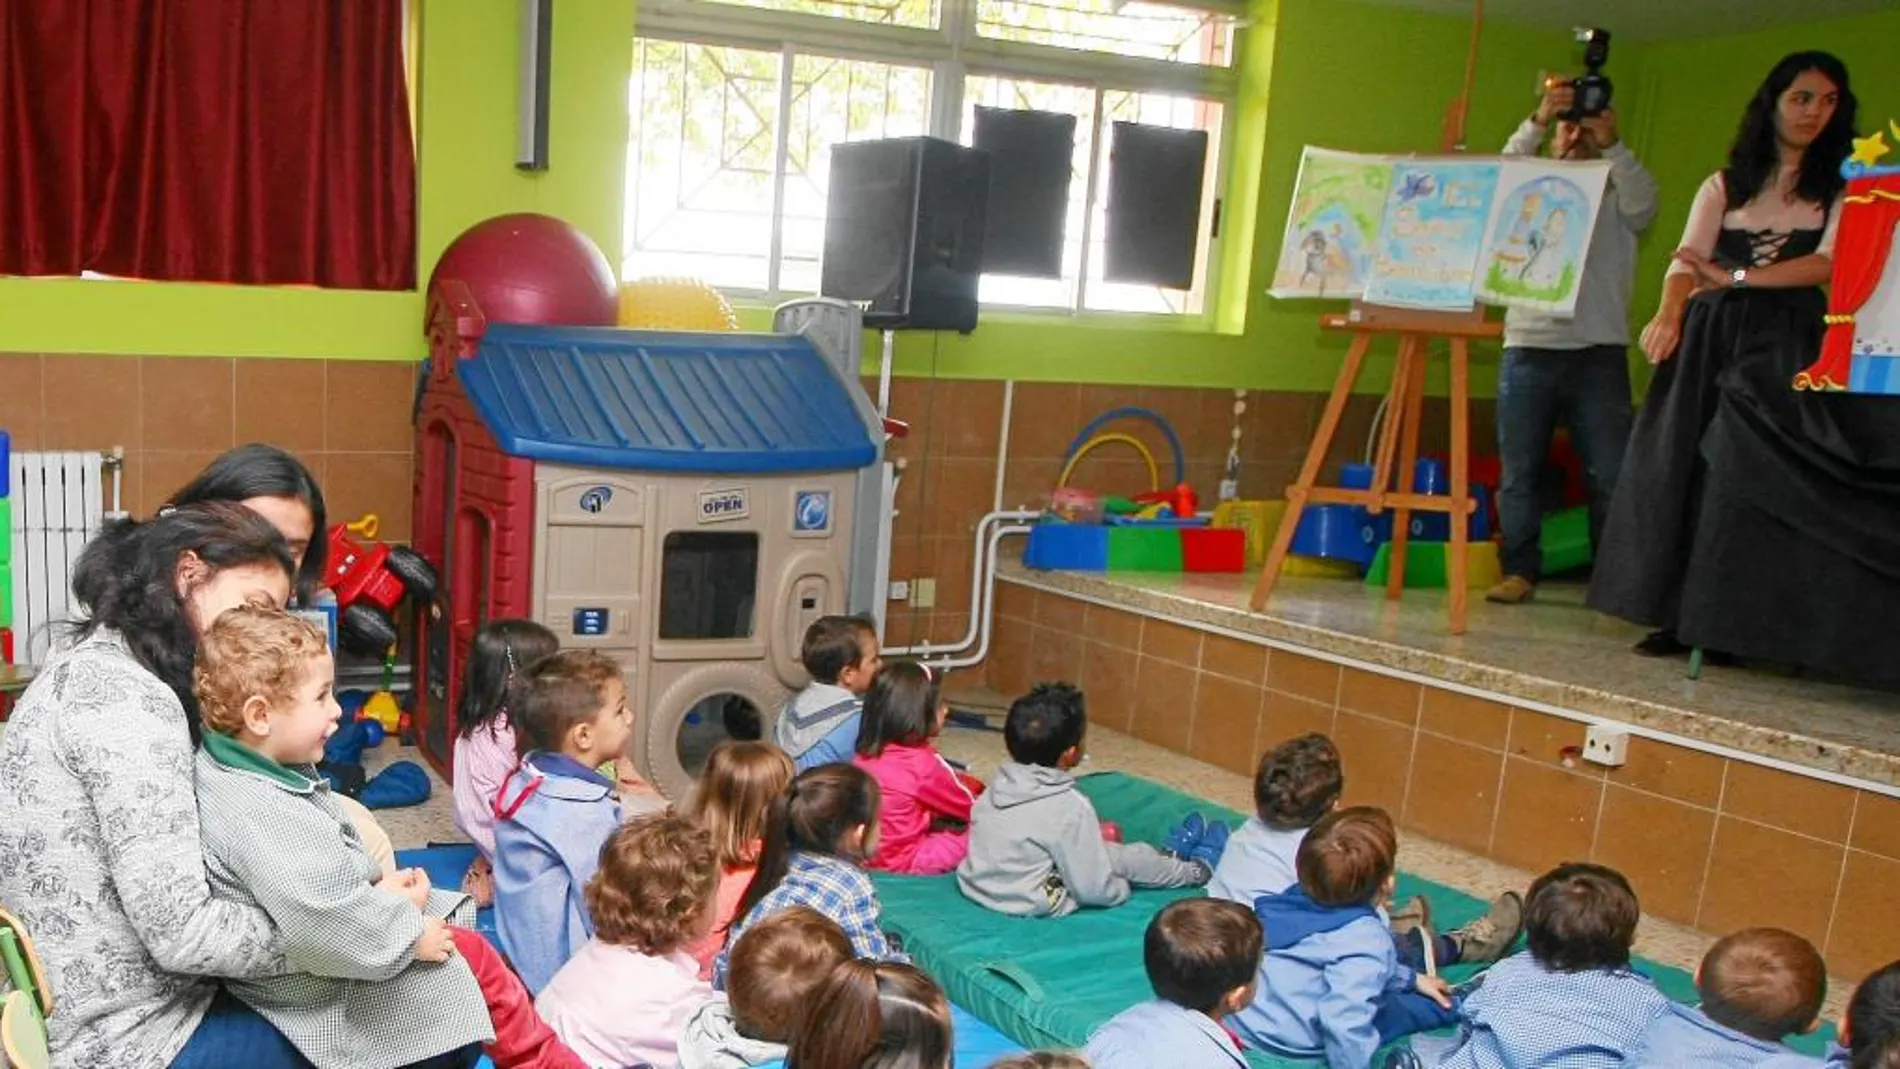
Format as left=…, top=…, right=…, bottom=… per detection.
left=428, top=213, right=618, bottom=327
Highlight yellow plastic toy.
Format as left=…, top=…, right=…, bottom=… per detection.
left=361, top=644, right=403, bottom=734
left=1213, top=500, right=1285, bottom=567
left=1057, top=433, right=1161, bottom=494
left=618, top=276, right=740, bottom=332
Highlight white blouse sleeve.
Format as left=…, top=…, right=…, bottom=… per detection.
left=1666, top=172, right=1728, bottom=278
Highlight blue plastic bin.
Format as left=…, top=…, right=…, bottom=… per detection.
left=1024, top=523, right=1109, bottom=571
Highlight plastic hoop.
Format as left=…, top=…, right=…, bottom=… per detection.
left=1058, top=433, right=1160, bottom=492
left=1060, top=407, right=1186, bottom=486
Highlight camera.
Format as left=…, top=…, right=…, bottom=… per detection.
left=1545, top=27, right=1612, bottom=122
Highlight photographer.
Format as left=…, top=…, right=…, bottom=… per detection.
left=1486, top=79, right=1657, bottom=606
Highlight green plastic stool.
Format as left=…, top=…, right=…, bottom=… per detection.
left=1539, top=505, right=1593, bottom=575
left=1106, top=527, right=1184, bottom=572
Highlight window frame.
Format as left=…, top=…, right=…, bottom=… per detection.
left=630, top=0, right=1243, bottom=320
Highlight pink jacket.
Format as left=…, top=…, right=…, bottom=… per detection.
left=854, top=741, right=976, bottom=874
left=535, top=940, right=713, bottom=1069
left=451, top=718, right=516, bottom=860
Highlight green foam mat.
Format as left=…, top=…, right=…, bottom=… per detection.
left=871, top=771, right=1834, bottom=1065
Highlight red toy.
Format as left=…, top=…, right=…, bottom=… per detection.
left=323, top=522, right=440, bottom=654
left=427, top=213, right=619, bottom=328
left=1134, top=482, right=1200, bottom=520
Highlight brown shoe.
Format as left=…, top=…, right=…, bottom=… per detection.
left=1486, top=575, right=1536, bottom=605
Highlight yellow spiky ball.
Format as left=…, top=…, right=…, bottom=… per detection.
left=617, top=276, right=740, bottom=332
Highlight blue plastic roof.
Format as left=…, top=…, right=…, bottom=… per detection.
left=456, top=324, right=878, bottom=474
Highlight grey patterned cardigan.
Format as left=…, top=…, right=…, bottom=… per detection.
left=193, top=732, right=491, bottom=1069
left=0, top=629, right=286, bottom=1069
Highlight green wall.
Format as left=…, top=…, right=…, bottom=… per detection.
left=0, top=0, right=1890, bottom=391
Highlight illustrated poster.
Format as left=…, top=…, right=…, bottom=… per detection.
left=1475, top=158, right=1612, bottom=316
left=1269, top=147, right=1394, bottom=299
left=1362, top=159, right=1501, bottom=310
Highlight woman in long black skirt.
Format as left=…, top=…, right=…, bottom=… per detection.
left=1589, top=52, right=1900, bottom=684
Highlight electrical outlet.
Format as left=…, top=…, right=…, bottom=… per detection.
left=889, top=580, right=910, bottom=602
left=1583, top=725, right=1630, bottom=767
left=910, top=578, right=937, bottom=610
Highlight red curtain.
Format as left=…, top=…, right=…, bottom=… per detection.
left=0, top=0, right=415, bottom=290
left=1797, top=174, right=1900, bottom=391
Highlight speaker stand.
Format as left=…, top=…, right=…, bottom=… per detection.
left=876, top=329, right=897, bottom=418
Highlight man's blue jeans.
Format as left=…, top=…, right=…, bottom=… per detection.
left=1495, top=345, right=1634, bottom=581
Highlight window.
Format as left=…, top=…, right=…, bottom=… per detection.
left=658, top=532, right=761, bottom=640
left=629, top=0, right=1239, bottom=316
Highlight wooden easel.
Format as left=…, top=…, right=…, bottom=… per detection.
left=1248, top=304, right=1501, bottom=633
left=1250, top=0, right=1501, bottom=634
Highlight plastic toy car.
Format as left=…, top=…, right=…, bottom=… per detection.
left=322, top=522, right=439, bottom=654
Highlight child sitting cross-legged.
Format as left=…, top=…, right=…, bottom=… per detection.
left=956, top=681, right=1209, bottom=917
left=712, top=762, right=908, bottom=988
left=1392, top=862, right=1672, bottom=1069
left=775, top=614, right=882, bottom=773
left=679, top=906, right=854, bottom=1069
left=535, top=812, right=720, bottom=1069
left=1634, top=926, right=1830, bottom=1068
left=494, top=649, right=663, bottom=994
left=1210, top=733, right=1522, bottom=975
left=1086, top=897, right=1263, bottom=1069
left=191, top=607, right=583, bottom=1069
left=854, top=661, right=979, bottom=875
left=1232, top=806, right=1458, bottom=1069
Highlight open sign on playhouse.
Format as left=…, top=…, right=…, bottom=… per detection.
left=698, top=487, right=750, bottom=522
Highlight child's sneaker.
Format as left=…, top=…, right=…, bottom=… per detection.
left=1397, top=920, right=1442, bottom=976
left=1163, top=811, right=1207, bottom=858
left=1448, top=891, right=1524, bottom=964
left=1389, top=894, right=1433, bottom=938
left=1189, top=819, right=1231, bottom=868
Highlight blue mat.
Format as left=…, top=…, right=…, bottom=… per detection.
left=393, top=843, right=497, bottom=941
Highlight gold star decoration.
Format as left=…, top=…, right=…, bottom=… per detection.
left=1849, top=129, right=1892, bottom=169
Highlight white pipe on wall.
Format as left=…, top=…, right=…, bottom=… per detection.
left=992, top=380, right=1015, bottom=513
left=922, top=522, right=1034, bottom=670
left=883, top=508, right=1039, bottom=657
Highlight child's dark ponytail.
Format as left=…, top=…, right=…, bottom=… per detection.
left=456, top=619, right=560, bottom=740
left=737, top=763, right=881, bottom=920
left=855, top=661, right=944, bottom=758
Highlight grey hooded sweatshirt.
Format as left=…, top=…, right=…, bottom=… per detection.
left=956, top=762, right=1206, bottom=918
left=677, top=999, right=786, bottom=1069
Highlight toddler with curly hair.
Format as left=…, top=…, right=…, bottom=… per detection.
left=536, top=811, right=721, bottom=1068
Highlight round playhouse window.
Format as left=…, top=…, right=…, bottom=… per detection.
left=676, top=692, right=766, bottom=777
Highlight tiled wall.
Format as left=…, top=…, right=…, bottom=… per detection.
left=874, top=377, right=1495, bottom=652
left=987, top=581, right=1900, bottom=980
left=0, top=354, right=419, bottom=539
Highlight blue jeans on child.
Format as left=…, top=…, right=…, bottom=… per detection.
left=1495, top=345, right=1634, bottom=580
left=1373, top=988, right=1461, bottom=1045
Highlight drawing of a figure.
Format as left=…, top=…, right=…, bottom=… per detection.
left=1299, top=229, right=1328, bottom=286
left=1520, top=206, right=1571, bottom=289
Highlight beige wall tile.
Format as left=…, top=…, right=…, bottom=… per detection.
left=1337, top=668, right=1421, bottom=726
left=0, top=354, right=44, bottom=449
left=1267, top=651, right=1340, bottom=705
left=1332, top=710, right=1413, bottom=815
left=1720, top=762, right=1856, bottom=844
left=1085, top=604, right=1144, bottom=651
left=1202, top=633, right=1268, bottom=685
left=1827, top=851, right=1900, bottom=983
left=325, top=362, right=418, bottom=454
left=1189, top=674, right=1263, bottom=777
left=43, top=354, right=142, bottom=450
left=1081, top=640, right=1138, bottom=733
left=1606, top=738, right=1725, bottom=810
left=1697, top=817, right=1843, bottom=952
left=1259, top=690, right=1337, bottom=753
left=1401, top=734, right=1502, bottom=854
left=1492, top=758, right=1604, bottom=876
left=142, top=357, right=235, bottom=452
left=1131, top=657, right=1196, bottom=753
left=1851, top=791, right=1900, bottom=860
left=1141, top=618, right=1204, bottom=668
left=1592, top=786, right=1716, bottom=925
left=1419, top=690, right=1511, bottom=751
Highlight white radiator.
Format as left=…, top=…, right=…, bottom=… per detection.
left=8, top=450, right=124, bottom=664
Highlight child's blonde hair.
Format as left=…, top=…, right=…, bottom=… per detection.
left=685, top=741, right=795, bottom=869
left=585, top=811, right=718, bottom=956
left=193, top=606, right=329, bottom=736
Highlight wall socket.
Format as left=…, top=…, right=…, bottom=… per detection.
left=1583, top=725, right=1630, bottom=767
left=888, top=580, right=910, bottom=602
left=910, top=578, right=937, bottom=610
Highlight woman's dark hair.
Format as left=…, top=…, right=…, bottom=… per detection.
left=71, top=502, right=294, bottom=742
left=856, top=661, right=942, bottom=758
left=1524, top=862, right=1640, bottom=973
left=737, top=763, right=881, bottom=921
left=166, top=444, right=328, bottom=601
left=786, top=960, right=952, bottom=1069
left=456, top=619, right=560, bottom=740
left=1723, top=51, right=1857, bottom=211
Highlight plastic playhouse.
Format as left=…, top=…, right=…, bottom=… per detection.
left=413, top=278, right=885, bottom=798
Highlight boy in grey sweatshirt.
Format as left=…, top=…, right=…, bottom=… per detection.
left=956, top=682, right=1208, bottom=917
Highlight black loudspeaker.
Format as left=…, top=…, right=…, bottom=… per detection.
left=820, top=137, right=991, bottom=333
left=1105, top=122, right=1209, bottom=290
left=972, top=107, right=1074, bottom=279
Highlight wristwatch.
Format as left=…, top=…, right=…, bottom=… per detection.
left=1731, top=267, right=1750, bottom=288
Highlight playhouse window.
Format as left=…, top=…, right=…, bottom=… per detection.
left=658, top=532, right=761, bottom=640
